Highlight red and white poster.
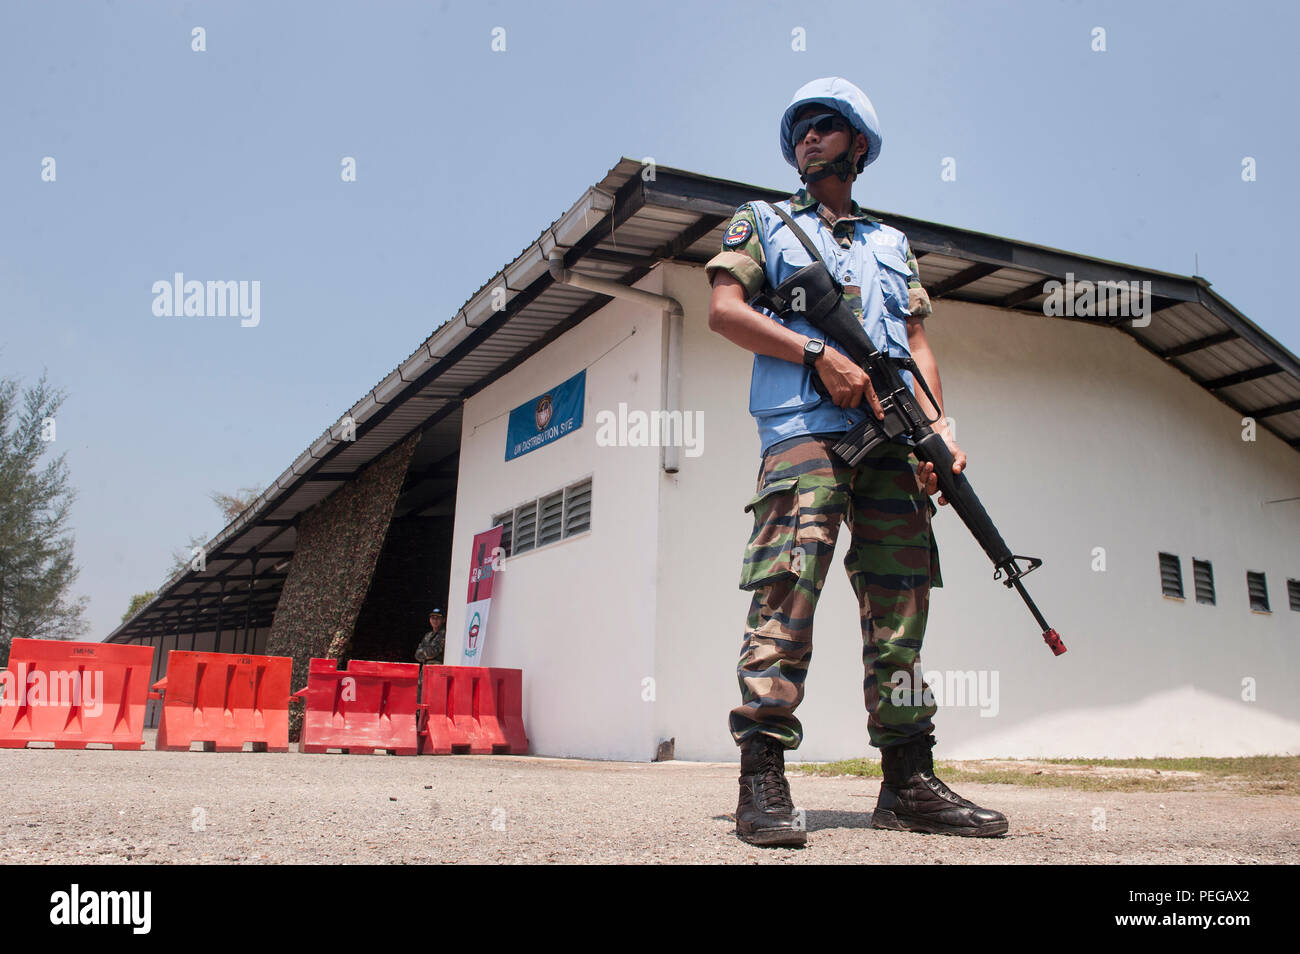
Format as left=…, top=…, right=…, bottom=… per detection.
left=457, top=525, right=503, bottom=665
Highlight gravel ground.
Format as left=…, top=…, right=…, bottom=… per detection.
left=2, top=737, right=1296, bottom=864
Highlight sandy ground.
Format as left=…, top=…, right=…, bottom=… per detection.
left=2, top=735, right=1297, bottom=864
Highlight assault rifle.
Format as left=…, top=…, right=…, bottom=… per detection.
left=751, top=202, right=1066, bottom=656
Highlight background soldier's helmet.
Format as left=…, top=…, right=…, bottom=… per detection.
left=780, top=76, right=884, bottom=182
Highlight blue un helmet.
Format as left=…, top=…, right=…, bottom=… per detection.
left=780, top=77, right=883, bottom=184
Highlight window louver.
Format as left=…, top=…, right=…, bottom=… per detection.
left=538, top=491, right=564, bottom=547
left=513, top=501, right=538, bottom=554
left=1247, top=571, right=1269, bottom=612
left=564, top=479, right=592, bottom=536
left=1192, top=559, right=1215, bottom=605
left=492, top=478, right=591, bottom=558
left=1158, top=553, right=1183, bottom=599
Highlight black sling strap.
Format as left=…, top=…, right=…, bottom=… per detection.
left=765, top=200, right=830, bottom=268
left=749, top=200, right=842, bottom=314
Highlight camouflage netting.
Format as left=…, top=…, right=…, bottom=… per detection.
left=266, top=433, right=419, bottom=741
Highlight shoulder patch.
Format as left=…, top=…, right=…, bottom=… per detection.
left=723, top=219, right=753, bottom=249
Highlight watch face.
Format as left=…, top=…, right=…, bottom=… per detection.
left=804, top=339, right=824, bottom=367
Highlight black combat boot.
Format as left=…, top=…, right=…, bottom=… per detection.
left=735, top=734, right=807, bottom=847
left=872, top=735, right=1008, bottom=837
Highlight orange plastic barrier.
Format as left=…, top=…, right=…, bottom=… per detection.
left=151, top=651, right=291, bottom=752
left=293, top=658, right=419, bottom=755
left=418, top=666, right=528, bottom=755
left=0, top=639, right=155, bottom=750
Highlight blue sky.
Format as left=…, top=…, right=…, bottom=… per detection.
left=2, top=0, right=1295, bottom=639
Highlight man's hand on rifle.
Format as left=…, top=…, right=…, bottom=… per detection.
left=814, top=347, right=885, bottom=419
left=915, top=426, right=965, bottom=507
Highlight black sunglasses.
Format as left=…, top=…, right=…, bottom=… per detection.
left=791, top=112, right=849, bottom=146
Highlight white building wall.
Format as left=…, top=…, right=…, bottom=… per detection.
left=448, top=259, right=1299, bottom=762
left=446, top=273, right=669, bottom=761
left=654, top=262, right=1300, bottom=761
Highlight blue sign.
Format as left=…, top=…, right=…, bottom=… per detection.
left=505, top=370, right=585, bottom=461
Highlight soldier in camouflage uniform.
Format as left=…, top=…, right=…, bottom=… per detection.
left=415, top=609, right=446, bottom=734
left=706, top=77, right=1007, bottom=847
left=415, top=609, right=446, bottom=665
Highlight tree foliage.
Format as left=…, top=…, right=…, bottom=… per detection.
left=209, top=487, right=262, bottom=523
left=0, top=373, right=88, bottom=666
left=121, top=590, right=156, bottom=623
left=163, top=486, right=262, bottom=578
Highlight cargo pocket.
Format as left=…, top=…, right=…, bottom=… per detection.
left=873, top=245, right=913, bottom=321
left=738, top=476, right=800, bottom=591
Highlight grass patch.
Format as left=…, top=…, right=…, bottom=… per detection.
left=793, top=755, right=1300, bottom=794
left=797, top=757, right=884, bottom=778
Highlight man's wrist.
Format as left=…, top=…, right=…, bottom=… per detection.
left=802, top=335, right=826, bottom=368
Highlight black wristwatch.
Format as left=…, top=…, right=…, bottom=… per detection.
left=803, top=337, right=826, bottom=368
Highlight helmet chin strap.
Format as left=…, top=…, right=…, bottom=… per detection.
left=798, top=148, right=857, bottom=184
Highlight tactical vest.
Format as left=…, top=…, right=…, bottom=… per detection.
left=746, top=198, right=915, bottom=455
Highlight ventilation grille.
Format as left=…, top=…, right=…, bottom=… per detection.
left=513, top=501, right=538, bottom=555
left=491, top=477, right=592, bottom=559
left=538, top=491, right=564, bottom=547
left=1247, top=571, right=1269, bottom=612
left=1158, top=553, right=1183, bottom=599
left=1192, top=559, right=1215, bottom=605
left=564, top=478, right=592, bottom=536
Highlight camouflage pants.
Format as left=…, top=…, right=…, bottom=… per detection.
left=730, top=434, right=942, bottom=751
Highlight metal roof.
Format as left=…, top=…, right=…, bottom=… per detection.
left=106, top=156, right=1300, bottom=646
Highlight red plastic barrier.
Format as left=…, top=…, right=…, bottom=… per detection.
left=151, top=651, right=291, bottom=752
left=418, top=666, right=528, bottom=755
left=293, top=658, right=419, bottom=755
left=0, top=639, right=155, bottom=750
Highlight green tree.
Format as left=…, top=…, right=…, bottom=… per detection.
left=121, top=590, right=157, bottom=623
left=0, top=373, right=88, bottom=667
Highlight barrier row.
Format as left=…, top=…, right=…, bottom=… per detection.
left=0, top=639, right=528, bottom=755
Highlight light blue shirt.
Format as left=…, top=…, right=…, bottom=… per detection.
left=746, top=196, right=918, bottom=457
